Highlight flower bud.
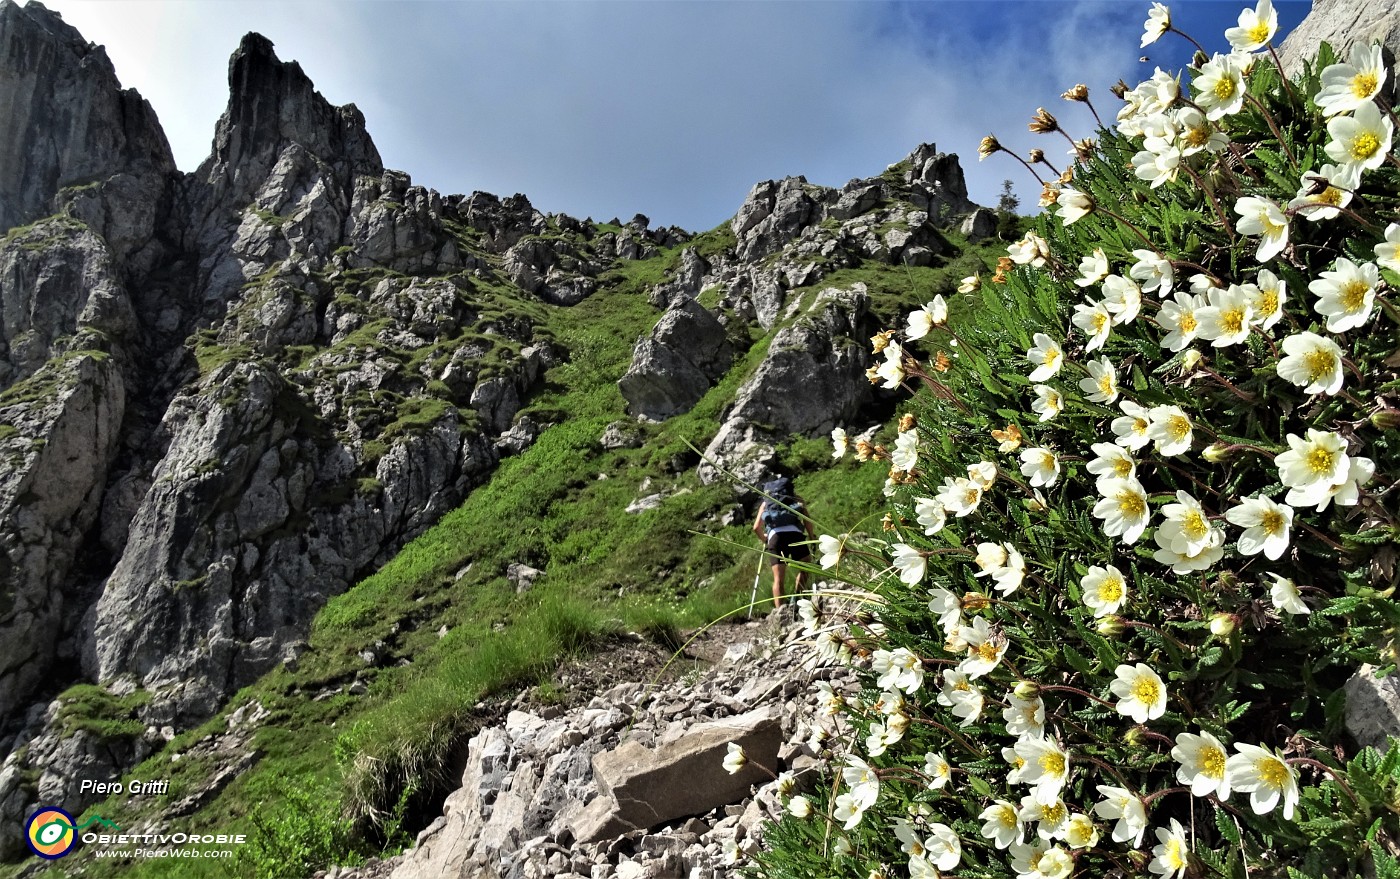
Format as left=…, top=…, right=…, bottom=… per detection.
left=1202, top=442, right=1234, bottom=463
left=1209, top=612, right=1238, bottom=637
left=978, top=134, right=1003, bottom=161
left=1372, top=409, right=1400, bottom=430
left=1110, top=79, right=1130, bottom=99
left=1123, top=726, right=1147, bottom=747
left=871, top=329, right=895, bottom=354
left=1029, top=148, right=1047, bottom=164
left=1013, top=680, right=1041, bottom=699
left=1029, top=107, right=1059, bottom=133
left=1062, top=83, right=1090, bottom=102
left=776, top=771, right=796, bottom=797
left=1128, top=850, right=1149, bottom=870
left=899, top=413, right=917, bottom=432
left=1180, top=349, right=1203, bottom=372
left=1097, top=615, right=1126, bottom=637
left=788, top=794, right=813, bottom=819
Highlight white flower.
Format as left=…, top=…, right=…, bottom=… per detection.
left=1102, top=274, right=1143, bottom=324
left=1131, top=146, right=1181, bottom=188
left=959, top=615, right=1010, bottom=676
left=1225, top=495, right=1294, bottom=559
left=1196, top=284, right=1254, bottom=346
left=915, top=497, right=946, bottom=535
left=937, top=475, right=984, bottom=517
left=1317, top=43, right=1387, bottom=117
left=1141, top=2, right=1170, bottom=47
left=1112, top=400, right=1152, bottom=451
left=787, top=795, right=812, bottom=818
left=1226, top=743, right=1300, bottom=819
left=1289, top=162, right=1361, bottom=222
left=1020, top=447, right=1060, bottom=487
left=892, top=543, right=927, bottom=584
left=1153, top=521, right=1225, bottom=573
left=1194, top=53, right=1246, bottom=120
left=928, top=588, right=963, bottom=634
left=1149, top=819, right=1192, bottom=879
left=1310, top=257, right=1379, bottom=332
left=1031, top=385, right=1063, bottom=422
left=906, top=297, right=948, bottom=339
left=818, top=534, right=844, bottom=569
left=1158, top=290, right=1206, bottom=351
left=1094, top=785, right=1148, bottom=846
left=1110, top=662, right=1168, bottom=723
left=979, top=800, right=1023, bottom=850
left=832, top=792, right=868, bottom=830
left=1093, top=477, right=1151, bottom=545
left=958, top=274, right=981, bottom=294
left=1251, top=268, right=1287, bottom=328
left=1076, top=248, right=1110, bottom=287
left=876, top=342, right=906, bottom=389
left=1325, top=100, right=1393, bottom=171
left=865, top=718, right=903, bottom=756
left=1081, top=564, right=1129, bottom=617
left=1014, top=737, right=1071, bottom=804
left=842, top=756, right=880, bottom=808
left=1275, top=429, right=1350, bottom=491
left=1010, top=840, right=1073, bottom=879
left=1079, top=356, right=1120, bottom=404
left=1158, top=490, right=1214, bottom=555
left=873, top=647, right=925, bottom=694
left=1267, top=573, right=1310, bottom=615
left=1027, top=333, right=1064, bottom=381
left=1063, top=813, right=1099, bottom=850
left=831, top=426, right=849, bottom=459
left=1008, top=232, right=1050, bottom=267
left=1146, top=404, right=1193, bottom=456
left=1058, top=187, right=1093, bottom=225
left=1234, top=196, right=1289, bottom=262
left=1087, top=442, right=1137, bottom=490
left=1174, top=105, right=1229, bottom=154
left=1072, top=300, right=1113, bottom=351
left=924, top=752, right=952, bottom=789
left=1129, top=250, right=1173, bottom=296
left=968, top=460, right=998, bottom=488
left=1287, top=455, right=1375, bottom=511
left=1225, top=0, right=1276, bottom=51
left=723, top=742, right=747, bottom=774
left=1004, top=693, right=1046, bottom=738
left=1375, top=222, right=1400, bottom=272
left=937, top=670, right=984, bottom=726
left=1172, top=730, right=1231, bottom=799
left=892, top=429, right=919, bottom=473
left=1018, top=794, right=1070, bottom=840
left=924, top=823, right=962, bottom=871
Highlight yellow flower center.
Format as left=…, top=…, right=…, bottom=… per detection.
left=1351, top=131, right=1381, bottom=162
left=1247, top=21, right=1271, bottom=44
left=1040, top=801, right=1067, bottom=826
left=1317, top=187, right=1343, bottom=207
left=963, top=488, right=981, bottom=507
left=1091, top=312, right=1108, bottom=334
left=1202, top=746, right=1226, bottom=779
left=1168, top=414, right=1191, bottom=442
left=1256, top=755, right=1289, bottom=789
left=1099, top=576, right=1124, bottom=603
left=1306, top=445, right=1336, bottom=475
left=975, top=641, right=1001, bottom=663
left=1166, top=839, right=1189, bottom=869
left=1179, top=310, right=1198, bottom=333
left=1260, top=509, right=1286, bottom=534
left=952, top=678, right=970, bottom=692
left=1184, top=126, right=1210, bottom=148
left=1304, top=347, right=1337, bottom=380
left=1352, top=71, right=1380, bottom=99
left=1340, top=279, right=1370, bottom=313
left=1220, top=306, right=1246, bottom=335
left=1181, top=510, right=1209, bottom=541
left=1044, top=348, right=1060, bottom=368
left=1098, top=374, right=1116, bottom=397
left=1114, top=458, right=1133, bottom=479
left=1117, top=490, right=1146, bottom=517
left=1213, top=76, right=1237, bottom=101
left=1132, top=417, right=1149, bottom=437
left=1132, top=675, right=1162, bottom=705
left=1039, top=751, right=1066, bottom=778
left=1255, top=290, right=1278, bottom=316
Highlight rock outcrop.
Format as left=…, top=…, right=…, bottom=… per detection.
left=1277, top=0, right=1400, bottom=77
left=618, top=299, right=736, bottom=420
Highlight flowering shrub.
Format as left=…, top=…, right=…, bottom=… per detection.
left=753, top=4, right=1400, bottom=878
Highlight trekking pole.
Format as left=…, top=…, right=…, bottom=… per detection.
left=747, top=546, right=766, bottom=620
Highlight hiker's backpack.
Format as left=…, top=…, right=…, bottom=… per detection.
left=761, top=478, right=803, bottom=529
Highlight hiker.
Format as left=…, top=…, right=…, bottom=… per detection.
left=752, top=476, right=816, bottom=611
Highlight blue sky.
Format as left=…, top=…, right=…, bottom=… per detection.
left=25, top=0, right=1311, bottom=231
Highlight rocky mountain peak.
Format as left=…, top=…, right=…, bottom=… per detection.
left=0, top=0, right=174, bottom=233
left=194, top=30, right=382, bottom=208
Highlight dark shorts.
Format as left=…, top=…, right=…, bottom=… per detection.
left=766, top=530, right=811, bottom=565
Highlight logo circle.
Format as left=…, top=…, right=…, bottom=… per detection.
left=25, top=806, right=76, bottom=859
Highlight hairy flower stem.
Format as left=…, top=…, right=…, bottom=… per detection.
left=909, top=717, right=985, bottom=757
left=1121, top=619, right=1191, bottom=651
left=1004, top=150, right=1046, bottom=185
left=1039, top=683, right=1115, bottom=709
left=1170, top=26, right=1209, bottom=58
left=1075, top=754, right=1135, bottom=790
left=1096, top=205, right=1167, bottom=253
left=1299, top=520, right=1348, bottom=553
left=1267, top=46, right=1302, bottom=108
left=1082, top=99, right=1104, bottom=129
left=1180, top=161, right=1235, bottom=244
left=1199, top=364, right=1258, bottom=403
left=1244, top=94, right=1297, bottom=168
left=1287, top=757, right=1361, bottom=805
left=1141, top=785, right=1191, bottom=806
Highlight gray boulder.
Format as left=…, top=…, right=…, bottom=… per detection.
left=618, top=299, right=735, bottom=420
left=1277, top=0, right=1400, bottom=78
left=961, top=207, right=999, bottom=242
left=731, top=177, right=823, bottom=262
